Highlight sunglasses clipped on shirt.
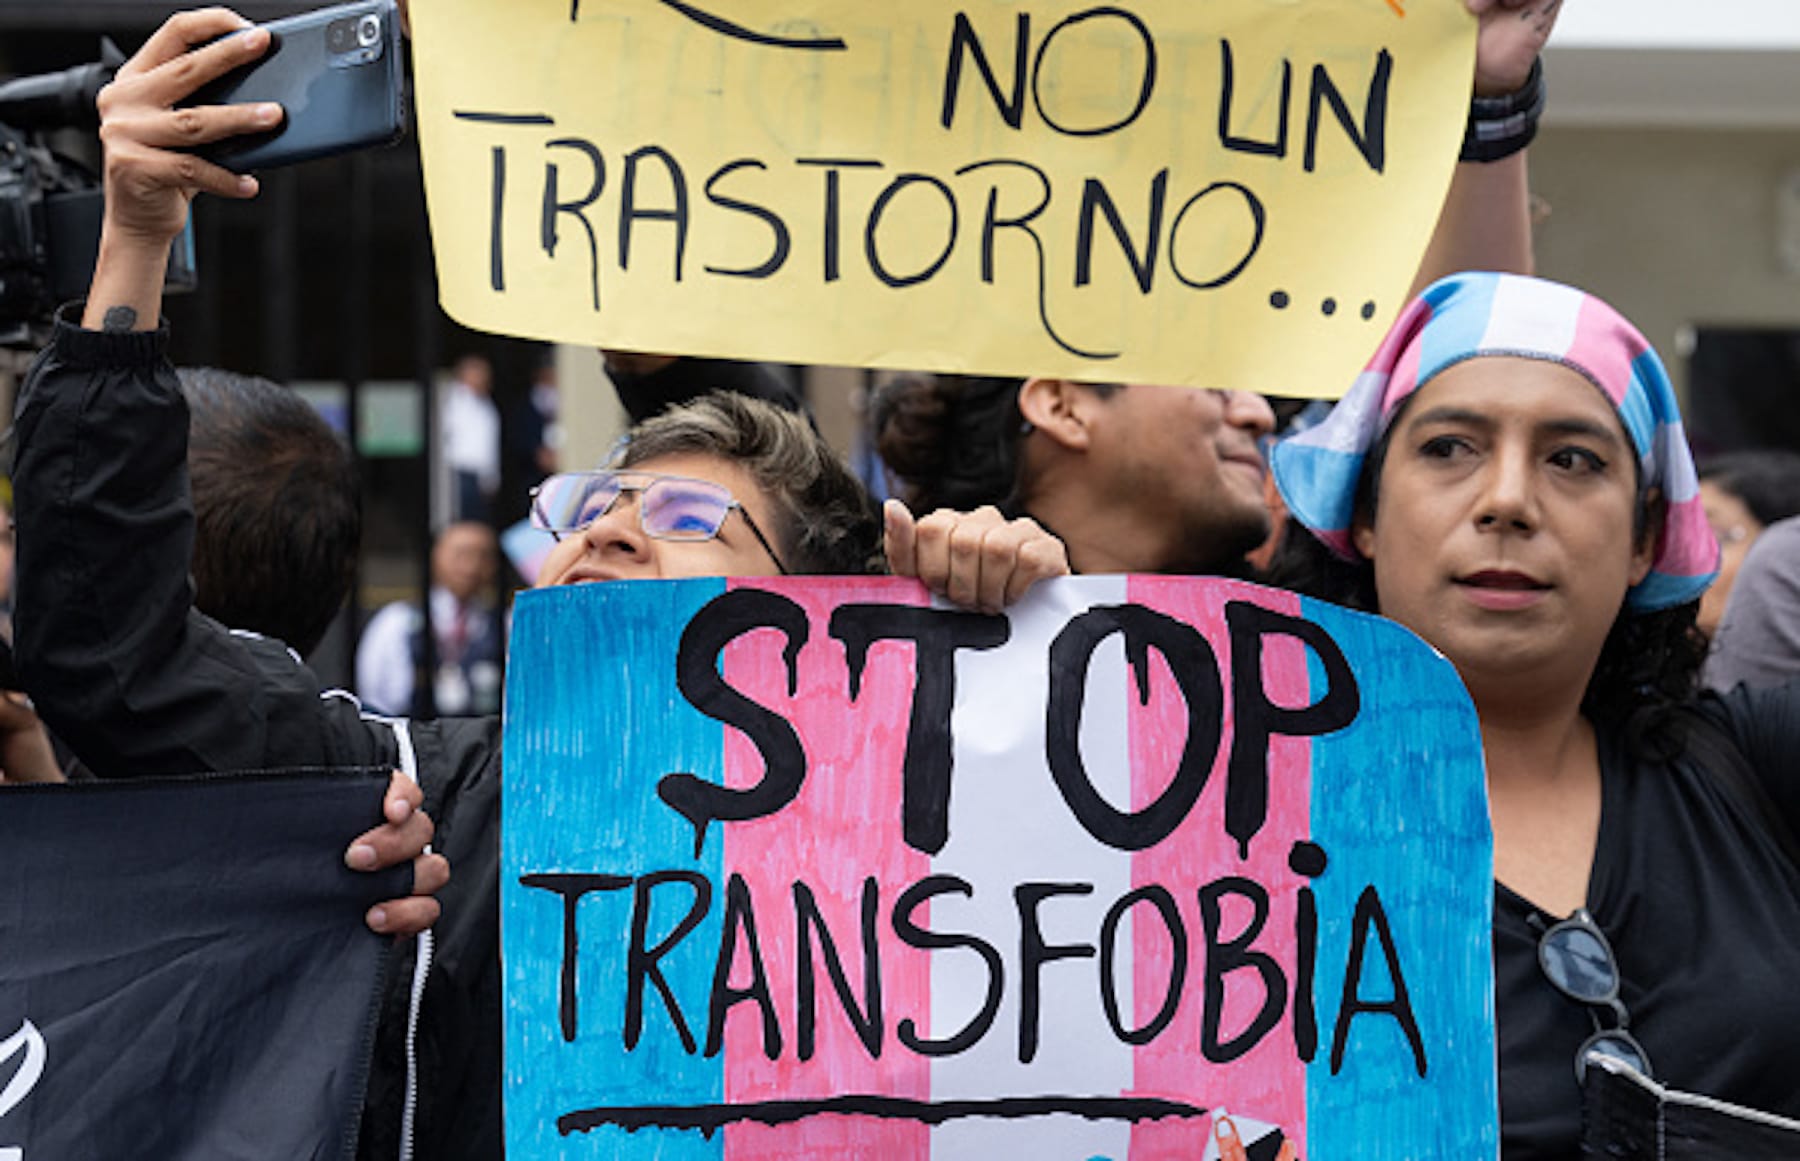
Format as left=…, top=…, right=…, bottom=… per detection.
left=1533, top=908, right=1653, bottom=1085
left=528, top=469, right=790, bottom=575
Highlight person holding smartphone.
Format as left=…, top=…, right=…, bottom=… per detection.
left=15, top=7, right=446, bottom=1155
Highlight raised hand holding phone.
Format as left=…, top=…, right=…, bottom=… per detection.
left=181, top=0, right=405, bottom=172
left=84, top=3, right=406, bottom=332
left=84, top=7, right=273, bottom=331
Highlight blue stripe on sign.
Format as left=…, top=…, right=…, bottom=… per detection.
left=1301, top=599, right=1499, bottom=1160
left=504, top=578, right=727, bottom=1160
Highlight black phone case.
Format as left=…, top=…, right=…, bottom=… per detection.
left=184, top=0, right=406, bottom=173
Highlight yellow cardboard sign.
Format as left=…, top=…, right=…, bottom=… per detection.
left=413, top=0, right=1473, bottom=397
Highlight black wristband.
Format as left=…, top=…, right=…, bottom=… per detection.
left=1460, top=57, right=1545, bottom=163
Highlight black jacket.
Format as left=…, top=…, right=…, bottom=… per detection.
left=14, top=314, right=504, bottom=1160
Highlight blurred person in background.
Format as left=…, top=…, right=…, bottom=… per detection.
left=357, top=521, right=504, bottom=717
left=1695, top=449, right=1800, bottom=639
left=509, top=357, right=561, bottom=479
left=1706, top=514, right=1800, bottom=692
left=443, top=352, right=500, bottom=523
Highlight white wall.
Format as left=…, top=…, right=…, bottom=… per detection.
left=1529, top=126, right=1800, bottom=396
left=1550, top=0, right=1800, bottom=51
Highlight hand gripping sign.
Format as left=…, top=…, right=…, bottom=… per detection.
left=501, top=576, right=1499, bottom=1159
left=413, top=1, right=1474, bottom=396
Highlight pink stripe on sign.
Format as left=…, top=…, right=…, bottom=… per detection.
left=721, top=578, right=931, bottom=1161
left=1125, top=579, right=1311, bottom=1160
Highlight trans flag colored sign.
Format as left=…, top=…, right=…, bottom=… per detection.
left=502, top=575, right=1497, bottom=1159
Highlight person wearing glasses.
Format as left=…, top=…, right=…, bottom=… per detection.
left=1269, top=272, right=1800, bottom=1155
left=356, top=521, right=505, bottom=717
left=528, top=398, right=882, bottom=582
left=1693, top=449, right=1800, bottom=641
left=1706, top=515, right=1800, bottom=694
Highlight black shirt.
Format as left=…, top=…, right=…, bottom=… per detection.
left=1493, top=688, right=1800, bottom=1158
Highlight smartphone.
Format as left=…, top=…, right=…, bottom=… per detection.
left=181, top=0, right=406, bottom=173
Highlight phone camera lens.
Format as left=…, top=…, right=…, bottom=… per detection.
left=357, top=14, right=381, bottom=47
left=327, top=22, right=354, bottom=51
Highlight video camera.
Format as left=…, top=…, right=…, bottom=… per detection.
left=0, top=43, right=197, bottom=348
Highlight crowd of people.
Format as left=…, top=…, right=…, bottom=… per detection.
left=5, top=1, right=1799, bottom=1159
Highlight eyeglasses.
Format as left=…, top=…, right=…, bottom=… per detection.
left=1709, top=522, right=1751, bottom=547
left=528, top=470, right=789, bottom=575
left=1534, top=909, right=1652, bottom=1084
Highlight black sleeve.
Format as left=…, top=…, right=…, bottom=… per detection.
left=361, top=718, right=503, bottom=1161
left=12, top=313, right=388, bottom=776
left=1702, top=680, right=1800, bottom=839
left=606, top=355, right=811, bottom=426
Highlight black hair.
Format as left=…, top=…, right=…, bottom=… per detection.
left=871, top=372, right=1027, bottom=515
left=619, top=391, right=882, bottom=575
left=871, top=373, right=1137, bottom=518
left=178, top=367, right=361, bottom=657
left=1697, top=449, right=1800, bottom=528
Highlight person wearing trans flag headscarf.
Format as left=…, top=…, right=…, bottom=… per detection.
left=1271, top=272, right=1800, bottom=1158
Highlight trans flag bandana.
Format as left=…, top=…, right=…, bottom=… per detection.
left=1270, top=272, right=1718, bottom=612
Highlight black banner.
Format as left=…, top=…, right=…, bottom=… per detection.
left=0, top=771, right=408, bottom=1161
left=1582, top=1055, right=1800, bottom=1160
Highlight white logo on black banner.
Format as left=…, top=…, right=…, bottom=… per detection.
left=0, top=1019, right=46, bottom=1161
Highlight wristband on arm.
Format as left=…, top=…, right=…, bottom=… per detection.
left=1460, top=57, right=1545, bottom=163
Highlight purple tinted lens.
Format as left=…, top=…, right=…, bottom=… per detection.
left=534, top=474, right=623, bottom=532
left=640, top=478, right=733, bottom=540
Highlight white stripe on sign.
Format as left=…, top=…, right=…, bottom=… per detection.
left=930, top=577, right=1135, bottom=1159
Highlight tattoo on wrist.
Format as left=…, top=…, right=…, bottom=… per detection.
left=100, top=305, right=139, bottom=333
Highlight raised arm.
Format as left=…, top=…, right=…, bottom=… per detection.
left=84, top=8, right=273, bottom=330
left=1411, top=0, right=1563, bottom=292
left=13, top=9, right=352, bottom=775
left=12, top=9, right=450, bottom=932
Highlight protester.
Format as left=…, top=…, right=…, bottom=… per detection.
left=181, top=364, right=361, bottom=657
left=1270, top=271, right=1800, bottom=1155
left=879, top=372, right=1278, bottom=579
left=444, top=352, right=501, bottom=523
left=0, top=365, right=361, bottom=783
left=358, top=521, right=505, bottom=717
left=876, top=0, right=1560, bottom=585
left=1706, top=515, right=1800, bottom=693
left=1695, top=449, right=1800, bottom=638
